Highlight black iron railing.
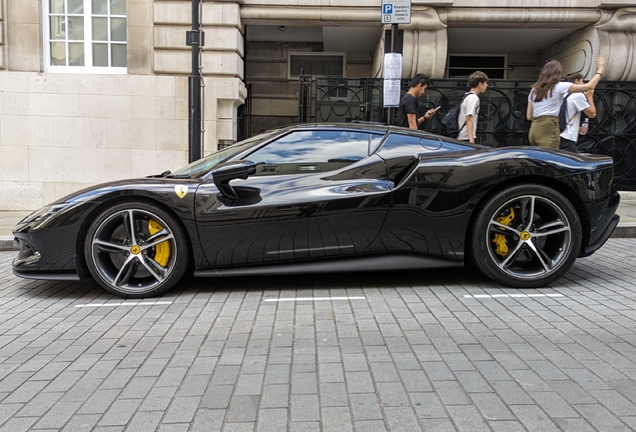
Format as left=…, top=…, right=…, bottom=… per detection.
left=299, top=76, right=385, bottom=124
left=297, top=77, right=636, bottom=190
left=237, top=84, right=252, bottom=143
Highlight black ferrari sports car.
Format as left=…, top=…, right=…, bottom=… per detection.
left=12, top=123, right=620, bottom=298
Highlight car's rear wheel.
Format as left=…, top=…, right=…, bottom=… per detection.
left=469, top=184, right=582, bottom=288
left=84, top=201, right=189, bottom=298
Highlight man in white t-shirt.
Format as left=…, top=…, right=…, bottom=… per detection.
left=457, top=71, right=489, bottom=143
left=559, top=72, right=597, bottom=153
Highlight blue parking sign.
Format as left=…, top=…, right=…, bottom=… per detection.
left=381, top=0, right=411, bottom=24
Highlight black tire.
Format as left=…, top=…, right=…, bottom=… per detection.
left=84, top=200, right=190, bottom=298
left=469, top=184, right=582, bottom=288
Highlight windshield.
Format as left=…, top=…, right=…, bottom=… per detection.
left=171, top=130, right=280, bottom=178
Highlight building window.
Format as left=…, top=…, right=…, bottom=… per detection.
left=289, top=52, right=347, bottom=99
left=447, top=55, right=507, bottom=79
left=44, top=0, right=127, bottom=72
left=288, top=52, right=346, bottom=80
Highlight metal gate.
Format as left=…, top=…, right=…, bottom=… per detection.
left=298, top=76, right=636, bottom=190
left=299, top=76, right=386, bottom=124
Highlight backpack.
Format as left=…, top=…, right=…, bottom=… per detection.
left=440, top=92, right=470, bottom=138
left=558, top=93, right=572, bottom=132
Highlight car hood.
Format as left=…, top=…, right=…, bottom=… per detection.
left=49, top=177, right=201, bottom=206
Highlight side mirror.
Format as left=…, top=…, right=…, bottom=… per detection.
left=210, top=160, right=257, bottom=200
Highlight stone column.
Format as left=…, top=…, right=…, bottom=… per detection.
left=153, top=1, right=246, bottom=155
left=127, top=0, right=153, bottom=74
left=372, top=7, right=447, bottom=79
left=0, top=0, right=4, bottom=69
left=540, top=8, right=636, bottom=81
left=6, top=0, right=40, bottom=71
left=201, top=2, right=246, bottom=154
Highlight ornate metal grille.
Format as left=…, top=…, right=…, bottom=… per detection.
left=298, top=76, right=385, bottom=124
left=297, top=77, right=636, bottom=190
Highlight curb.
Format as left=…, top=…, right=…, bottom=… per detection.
left=612, top=224, right=636, bottom=239
left=0, top=236, right=18, bottom=251
left=2, top=225, right=636, bottom=253
left=0, top=236, right=20, bottom=251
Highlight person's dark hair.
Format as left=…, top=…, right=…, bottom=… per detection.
left=565, top=72, right=584, bottom=83
left=468, top=71, right=489, bottom=88
left=531, top=59, right=563, bottom=102
left=409, top=74, right=430, bottom=88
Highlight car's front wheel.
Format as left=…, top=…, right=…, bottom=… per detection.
left=84, top=201, right=190, bottom=298
left=469, top=184, right=582, bottom=288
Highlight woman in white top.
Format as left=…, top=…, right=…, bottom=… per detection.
left=526, top=56, right=605, bottom=149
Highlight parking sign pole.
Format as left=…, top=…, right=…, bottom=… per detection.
left=390, top=23, right=398, bottom=53
left=382, top=0, right=410, bottom=125
left=387, top=23, right=398, bottom=125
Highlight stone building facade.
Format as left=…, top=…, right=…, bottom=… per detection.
left=0, top=0, right=634, bottom=209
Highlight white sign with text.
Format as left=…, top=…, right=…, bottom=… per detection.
left=381, top=0, right=411, bottom=24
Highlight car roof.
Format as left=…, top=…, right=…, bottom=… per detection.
left=279, top=122, right=440, bottom=139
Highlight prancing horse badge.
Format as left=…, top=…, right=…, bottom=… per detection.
left=174, top=185, right=188, bottom=198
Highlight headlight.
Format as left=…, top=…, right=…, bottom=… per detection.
left=20, top=203, right=70, bottom=225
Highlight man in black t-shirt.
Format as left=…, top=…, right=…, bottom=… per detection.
left=396, top=74, right=438, bottom=129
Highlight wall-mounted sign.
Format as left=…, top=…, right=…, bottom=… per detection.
left=381, top=0, right=411, bottom=24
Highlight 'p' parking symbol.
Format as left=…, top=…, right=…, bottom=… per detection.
left=383, top=4, right=393, bottom=14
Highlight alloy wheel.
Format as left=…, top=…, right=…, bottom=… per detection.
left=486, top=194, right=572, bottom=280
left=89, top=208, right=178, bottom=295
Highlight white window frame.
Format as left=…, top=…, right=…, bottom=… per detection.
left=445, top=54, right=508, bottom=79
left=43, top=0, right=127, bottom=74
left=287, top=52, right=346, bottom=80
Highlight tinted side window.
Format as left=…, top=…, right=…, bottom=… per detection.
left=246, top=130, right=372, bottom=175
left=376, top=133, right=424, bottom=160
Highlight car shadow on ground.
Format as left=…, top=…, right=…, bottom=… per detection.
left=8, top=258, right=610, bottom=302
left=5, top=266, right=514, bottom=302
left=180, top=266, right=489, bottom=292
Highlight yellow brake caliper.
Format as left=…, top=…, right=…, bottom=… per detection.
left=492, top=207, right=515, bottom=257
left=148, top=219, right=171, bottom=267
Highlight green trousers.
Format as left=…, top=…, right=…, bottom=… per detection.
left=528, top=116, right=560, bottom=149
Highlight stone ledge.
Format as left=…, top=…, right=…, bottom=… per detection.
left=620, top=191, right=636, bottom=201
left=612, top=224, right=636, bottom=239
left=0, top=236, right=18, bottom=251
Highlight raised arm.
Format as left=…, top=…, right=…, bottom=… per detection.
left=568, top=56, right=605, bottom=93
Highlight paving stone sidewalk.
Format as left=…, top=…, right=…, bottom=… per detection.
left=2, top=239, right=636, bottom=431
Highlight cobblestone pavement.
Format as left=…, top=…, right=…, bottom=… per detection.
left=2, top=239, right=636, bottom=431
